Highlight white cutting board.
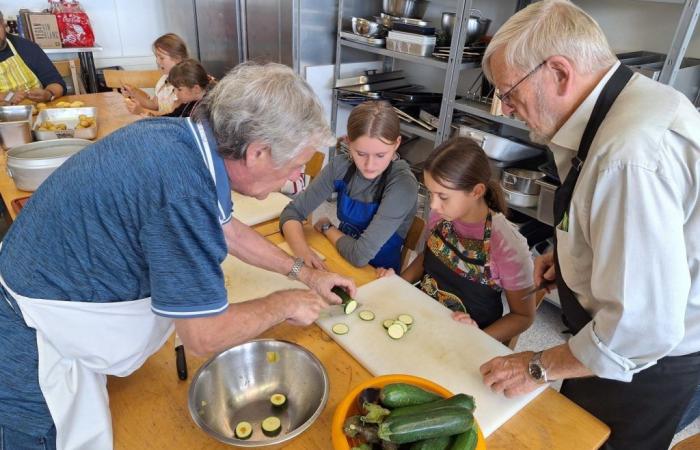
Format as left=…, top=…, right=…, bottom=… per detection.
left=222, top=243, right=324, bottom=303
left=316, top=275, right=546, bottom=437
left=232, top=191, right=290, bottom=226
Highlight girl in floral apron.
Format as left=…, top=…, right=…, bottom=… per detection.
left=379, top=137, right=537, bottom=344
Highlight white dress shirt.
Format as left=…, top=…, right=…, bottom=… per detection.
left=549, top=62, right=700, bottom=381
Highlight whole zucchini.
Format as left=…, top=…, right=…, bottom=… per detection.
left=410, top=435, right=452, bottom=450
left=450, top=427, right=478, bottom=450
left=389, top=394, right=475, bottom=419
left=380, top=383, right=442, bottom=408
left=377, top=407, right=473, bottom=444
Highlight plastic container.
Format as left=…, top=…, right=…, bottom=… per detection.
left=33, top=107, right=98, bottom=141
left=6, top=138, right=91, bottom=191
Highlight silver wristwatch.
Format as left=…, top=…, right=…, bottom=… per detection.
left=320, top=222, right=333, bottom=234
left=286, top=257, right=304, bottom=280
left=528, top=351, right=548, bottom=384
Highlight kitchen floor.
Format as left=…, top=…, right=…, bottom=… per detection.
left=310, top=200, right=699, bottom=448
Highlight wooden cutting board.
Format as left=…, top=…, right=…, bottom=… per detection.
left=231, top=191, right=291, bottom=226
left=316, top=275, right=546, bottom=437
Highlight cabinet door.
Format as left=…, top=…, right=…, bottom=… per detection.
left=244, top=0, right=294, bottom=68
left=195, top=0, right=242, bottom=79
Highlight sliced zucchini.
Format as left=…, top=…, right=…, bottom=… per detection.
left=332, top=323, right=350, bottom=335
left=270, top=393, right=287, bottom=409
left=382, top=319, right=395, bottom=329
left=394, top=320, right=409, bottom=333
left=387, top=323, right=405, bottom=339
left=358, top=310, right=375, bottom=321
left=344, top=300, right=358, bottom=314
left=234, top=421, right=253, bottom=440
left=261, top=416, right=282, bottom=437
left=397, top=314, right=414, bottom=326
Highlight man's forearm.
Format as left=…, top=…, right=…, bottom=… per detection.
left=542, top=343, right=594, bottom=380
left=224, top=218, right=296, bottom=275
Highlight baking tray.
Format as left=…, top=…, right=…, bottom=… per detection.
left=391, top=22, right=436, bottom=35
left=340, top=31, right=385, bottom=47
left=33, top=107, right=98, bottom=140
left=335, top=70, right=404, bottom=88
left=341, top=78, right=413, bottom=93
left=0, top=105, right=33, bottom=150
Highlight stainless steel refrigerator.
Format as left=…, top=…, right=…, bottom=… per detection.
left=165, top=0, right=337, bottom=79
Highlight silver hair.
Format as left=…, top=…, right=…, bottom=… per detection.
left=482, top=0, right=616, bottom=82
left=194, top=62, right=334, bottom=165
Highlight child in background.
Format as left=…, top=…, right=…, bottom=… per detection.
left=123, top=33, right=188, bottom=115
left=165, top=59, right=212, bottom=117
left=378, top=137, right=536, bottom=344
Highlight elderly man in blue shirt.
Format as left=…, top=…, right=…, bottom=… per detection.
left=0, top=62, right=354, bottom=450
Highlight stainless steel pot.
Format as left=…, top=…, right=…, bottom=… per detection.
left=502, top=184, right=539, bottom=208
left=6, top=138, right=91, bottom=191
left=441, top=10, right=492, bottom=44
left=501, top=168, right=545, bottom=195
left=382, top=0, right=429, bottom=19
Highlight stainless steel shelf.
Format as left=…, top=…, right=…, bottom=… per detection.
left=400, top=122, right=437, bottom=141
left=453, top=99, right=530, bottom=131
left=340, top=39, right=479, bottom=71
left=508, top=204, right=539, bottom=220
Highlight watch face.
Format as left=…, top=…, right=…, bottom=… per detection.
left=529, top=363, right=543, bottom=381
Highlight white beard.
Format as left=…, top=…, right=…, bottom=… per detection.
left=526, top=79, right=560, bottom=145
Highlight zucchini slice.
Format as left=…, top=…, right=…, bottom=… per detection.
left=332, top=323, right=350, bottom=335
left=234, top=421, right=253, bottom=440
left=261, top=416, right=282, bottom=437
left=397, top=314, right=414, bottom=326
left=270, top=393, right=287, bottom=409
left=394, top=320, right=409, bottom=333
left=387, top=323, right=405, bottom=339
left=344, top=300, right=358, bottom=314
left=382, top=319, right=394, bottom=329
left=358, top=310, right=375, bottom=321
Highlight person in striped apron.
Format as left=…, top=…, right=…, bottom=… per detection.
left=0, top=11, right=65, bottom=105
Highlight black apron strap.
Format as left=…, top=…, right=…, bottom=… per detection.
left=554, top=64, right=634, bottom=334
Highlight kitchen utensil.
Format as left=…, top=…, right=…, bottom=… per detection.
left=458, top=124, right=542, bottom=162
left=335, top=70, right=404, bottom=88
left=351, top=17, right=382, bottom=37
left=391, top=21, right=436, bottom=35
left=521, top=280, right=556, bottom=300
left=332, top=374, right=487, bottom=450
left=381, top=90, right=442, bottom=104
left=33, top=107, right=99, bottom=141
left=393, top=107, right=435, bottom=130
left=387, top=31, right=436, bottom=57
left=339, top=31, right=385, bottom=47
left=342, top=78, right=414, bottom=93
left=441, top=10, right=492, bottom=44
left=382, top=0, right=430, bottom=19
left=501, top=168, right=546, bottom=195
left=174, top=334, right=187, bottom=380
left=0, top=105, right=33, bottom=151
left=188, top=339, right=329, bottom=447
left=6, top=138, right=91, bottom=191
left=535, top=178, right=558, bottom=226
left=502, top=184, right=539, bottom=208
left=316, top=275, right=546, bottom=436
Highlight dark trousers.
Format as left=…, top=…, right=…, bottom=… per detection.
left=560, top=351, right=700, bottom=450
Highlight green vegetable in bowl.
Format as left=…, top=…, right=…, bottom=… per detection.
left=380, top=383, right=442, bottom=408
left=377, top=407, right=474, bottom=444
left=361, top=402, right=391, bottom=424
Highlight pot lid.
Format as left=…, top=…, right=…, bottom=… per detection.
left=7, top=139, right=92, bottom=160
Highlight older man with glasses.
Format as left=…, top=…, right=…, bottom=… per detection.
left=478, top=1, right=700, bottom=449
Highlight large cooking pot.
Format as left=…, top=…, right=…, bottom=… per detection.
left=382, top=0, right=429, bottom=19
left=441, top=10, right=492, bottom=44
left=501, top=168, right=545, bottom=195
left=6, top=138, right=91, bottom=191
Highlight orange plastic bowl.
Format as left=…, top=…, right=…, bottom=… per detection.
left=331, top=374, right=486, bottom=449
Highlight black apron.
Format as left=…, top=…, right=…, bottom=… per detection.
left=553, top=64, right=700, bottom=450
left=420, top=214, right=503, bottom=329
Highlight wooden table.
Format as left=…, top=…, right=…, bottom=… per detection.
left=0, top=92, right=138, bottom=220
left=108, top=226, right=610, bottom=450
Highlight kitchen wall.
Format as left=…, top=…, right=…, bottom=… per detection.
left=0, top=0, right=192, bottom=70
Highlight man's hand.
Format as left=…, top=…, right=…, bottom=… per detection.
left=272, top=289, right=330, bottom=326
left=534, top=252, right=556, bottom=291
left=24, top=88, right=52, bottom=102
left=299, top=266, right=356, bottom=305
left=480, top=351, right=541, bottom=398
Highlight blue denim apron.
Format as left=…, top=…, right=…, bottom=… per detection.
left=333, top=163, right=403, bottom=272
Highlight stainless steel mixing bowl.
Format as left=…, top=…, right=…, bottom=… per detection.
left=188, top=339, right=329, bottom=447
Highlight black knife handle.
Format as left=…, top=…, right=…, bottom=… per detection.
left=175, top=345, right=188, bottom=380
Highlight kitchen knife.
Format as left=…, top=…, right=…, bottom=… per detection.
left=522, top=280, right=556, bottom=300
left=175, top=333, right=188, bottom=380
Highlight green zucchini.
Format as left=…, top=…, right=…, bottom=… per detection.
left=410, top=435, right=453, bottom=450
left=389, top=394, right=476, bottom=418
left=234, top=421, right=252, bottom=440
left=332, top=286, right=358, bottom=314
left=270, top=393, right=287, bottom=409
left=261, top=416, right=282, bottom=437
left=450, top=427, right=478, bottom=450
left=380, top=383, right=442, bottom=408
left=377, top=407, right=474, bottom=444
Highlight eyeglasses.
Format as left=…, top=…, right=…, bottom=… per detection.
left=495, top=61, right=546, bottom=107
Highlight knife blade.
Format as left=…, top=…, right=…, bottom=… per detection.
left=175, top=333, right=188, bottom=380
left=522, top=280, right=556, bottom=300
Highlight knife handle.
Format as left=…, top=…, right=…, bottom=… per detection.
left=175, top=345, right=188, bottom=380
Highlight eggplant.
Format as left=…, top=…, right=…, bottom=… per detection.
left=359, top=388, right=381, bottom=412
left=344, top=415, right=380, bottom=443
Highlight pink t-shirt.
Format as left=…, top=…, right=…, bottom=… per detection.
left=427, top=211, right=534, bottom=291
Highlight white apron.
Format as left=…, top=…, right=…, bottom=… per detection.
left=0, top=120, right=229, bottom=450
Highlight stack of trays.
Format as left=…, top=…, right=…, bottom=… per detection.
left=386, top=30, right=436, bottom=57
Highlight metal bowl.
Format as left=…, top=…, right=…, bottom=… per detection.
left=189, top=339, right=329, bottom=447
left=441, top=11, right=492, bottom=44
left=352, top=17, right=381, bottom=37
left=382, top=0, right=430, bottom=19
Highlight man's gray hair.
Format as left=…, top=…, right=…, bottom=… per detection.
left=195, top=62, right=334, bottom=165
left=482, top=0, right=616, bottom=82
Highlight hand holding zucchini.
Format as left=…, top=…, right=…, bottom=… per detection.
left=332, top=286, right=358, bottom=314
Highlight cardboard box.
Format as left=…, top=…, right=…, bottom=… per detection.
left=28, top=13, right=62, bottom=49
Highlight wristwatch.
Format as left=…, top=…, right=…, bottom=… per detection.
left=286, top=257, right=305, bottom=280
left=528, top=351, right=548, bottom=384
left=320, top=222, right=333, bottom=235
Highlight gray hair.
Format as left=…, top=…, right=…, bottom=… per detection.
left=482, top=0, right=616, bottom=82
left=194, top=62, right=334, bottom=165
